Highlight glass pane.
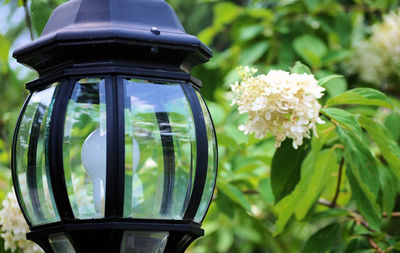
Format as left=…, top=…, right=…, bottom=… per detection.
left=15, top=85, right=60, bottom=225
left=49, top=233, right=76, bottom=253
left=194, top=92, right=217, bottom=223
left=123, top=80, right=195, bottom=219
left=120, top=231, right=168, bottom=253
left=63, top=79, right=106, bottom=219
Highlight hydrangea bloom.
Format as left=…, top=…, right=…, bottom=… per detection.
left=349, top=9, right=400, bottom=87
left=0, top=191, right=43, bottom=253
left=231, top=67, right=325, bottom=149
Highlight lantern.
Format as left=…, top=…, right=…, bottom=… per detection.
left=11, top=0, right=217, bottom=252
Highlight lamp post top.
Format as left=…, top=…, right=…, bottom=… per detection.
left=13, top=0, right=212, bottom=89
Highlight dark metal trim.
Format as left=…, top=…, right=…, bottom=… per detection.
left=105, top=77, right=125, bottom=217
left=27, top=103, right=46, bottom=220
left=26, top=66, right=202, bottom=91
left=28, top=220, right=203, bottom=239
left=156, top=111, right=175, bottom=215
left=181, top=84, right=208, bottom=219
left=197, top=94, right=219, bottom=224
left=12, top=93, right=33, bottom=227
left=48, top=79, right=75, bottom=219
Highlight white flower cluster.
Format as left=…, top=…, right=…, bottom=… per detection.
left=0, top=191, right=43, bottom=253
left=231, top=67, right=325, bottom=149
left=349, top=9, right=400, bottom=87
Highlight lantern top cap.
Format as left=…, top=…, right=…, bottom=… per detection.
left=13, top=0, right=212, bottom=81
left=42, top=0, right=186, bottom=36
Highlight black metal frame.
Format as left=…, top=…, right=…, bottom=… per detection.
left=11, top=0, right=217, bottom=251
left=11, top=71, right=216, bottom=253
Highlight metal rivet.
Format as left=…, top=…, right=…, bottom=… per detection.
left=151, top=27, right=160, bottom=35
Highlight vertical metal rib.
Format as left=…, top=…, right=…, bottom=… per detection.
left=48, top=80, right=75, bottom=219
left=156, top=111, right=175, bottom=215
left=105, top=77, right=125, bottom=217
left=181, top=84, right=208, bottom=219
left=27, top=103, right=46, bottom=220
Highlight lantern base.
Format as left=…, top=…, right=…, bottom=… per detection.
left=27, top=219, right=203, bottom=253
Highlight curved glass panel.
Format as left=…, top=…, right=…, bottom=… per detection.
left=14, top=84, right=60, bottom=225
left=120, top=231, right=168, bottom=253
left=63, top=79, right=106, bottom=219
left=123, top=80, right=195, bottom=219
left=194, top=92, right=217, bottom=223
left=49, top=233, right=76, bottom=253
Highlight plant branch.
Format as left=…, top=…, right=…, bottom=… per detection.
left=383, top=212, right=400, bottom=218
left=22, top=0, right=34, bottom=40
left=368, top=236, right=384, bottom=253
left=242, top=190, right=259, bottom=195
left=330, top=156, right=345, bottom=207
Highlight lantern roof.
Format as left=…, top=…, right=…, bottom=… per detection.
left=13, top=0, right=212, bottom=88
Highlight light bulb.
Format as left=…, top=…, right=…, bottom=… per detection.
left=81, top=128, right=106, bottom=216
left=81, top=128, right=142, bottom=216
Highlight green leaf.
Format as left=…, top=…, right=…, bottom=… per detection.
left=31, top=0, right=55, bottom=35
left=303, top=0, right=319, bottom=11
left=301, top=223, right=341, bottom=253
left=295, top=148, right=338, bottom=220
left=321, top=108, right=362, bottom=138
left=384, top=111, right=400, bottom=141
left=326, top=88, right=393, bottom=109
left=321, top=50, right=352, bottom=65
left=214, top=2, right=241, bottom=27
left=258, top=178, right=274, bottom=204
left=239, top=24, right=265, bottom=42
left=293, top=35, right=327, bottom=67
left=289, top=61, right=311, bottom=74
left=273, top=152, right=316, bottom=235
left=239, top=41, right=269, bottom=65
left=358, top=116, right=400, bottom=181
left=318, top=74, right=343, bottom=86
left=336, top=126, right=381, bottom=229
left=271, top=138, right=310, bottom=202
left=217, top=181, right=252, bottom=213
left=379, top=165, right=397, bottom=218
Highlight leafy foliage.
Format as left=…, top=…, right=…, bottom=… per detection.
left=2, top=0, right=400, bottom=253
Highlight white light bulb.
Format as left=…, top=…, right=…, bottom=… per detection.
left=81, top=129, right=106, bottom=216
left=81, top=128, right=142, bottom=216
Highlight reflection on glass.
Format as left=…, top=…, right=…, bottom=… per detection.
left=15, top=85, right=60, bottom=225
left=63, top=79, right=106, bottom=219
left=123, top=80, right=195, bottom=219
left=49, top=233, right=76, bottom=253
left=120, top=231, right=168, bottom=253
left=194, top=91, right=217, bottom=223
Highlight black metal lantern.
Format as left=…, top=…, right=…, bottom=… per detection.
left=11, top=0, right=217, bottom=252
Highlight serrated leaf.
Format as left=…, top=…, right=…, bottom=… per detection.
left=336, top=126, right=381, bottom=229
left=271, top=138, right=310, bottom=202
left=289, top=61, right=311, bottom=74
left=217, top=181, right=252, bottom=213
left=321, top=108, right=362, bottom=138
left=293, top=35, right=327, bottom=67
left=358, top=116, right=400, bottom=182
left=318, top=74, right=343, bottom=86
left=326, top=88, right=393, bottom=109
left=301, top=223, right=341, bottom=253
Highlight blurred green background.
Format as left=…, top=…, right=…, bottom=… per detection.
left=2, top=0, right=400, bottom=252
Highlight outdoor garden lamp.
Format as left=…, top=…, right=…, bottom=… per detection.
left=10, top=0, right=218, bottom=252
